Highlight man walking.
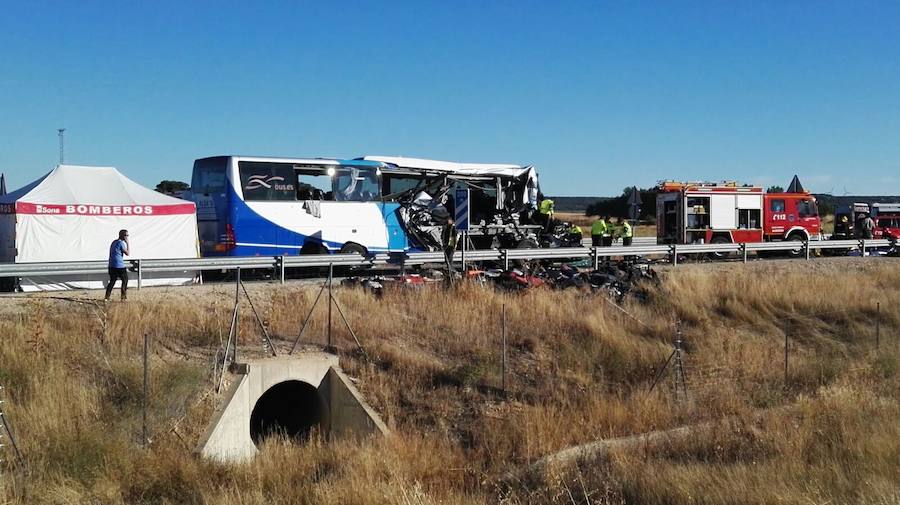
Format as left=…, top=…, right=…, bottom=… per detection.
left=105, top=229, right=130, bottom=301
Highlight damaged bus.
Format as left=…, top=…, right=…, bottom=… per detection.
left=190, top=156, right=408, bottom=257
left=362, top=156, right=543, bottom=251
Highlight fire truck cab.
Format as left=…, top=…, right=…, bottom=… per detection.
left=656, top=181, right=820, bottom=250
left=872, top=203, right=900, bottom=240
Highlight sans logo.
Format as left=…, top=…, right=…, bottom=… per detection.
left=245, top=175, right=285, bottom=190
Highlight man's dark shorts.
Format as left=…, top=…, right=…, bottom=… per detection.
left=108, top=267, right=128, bottom=284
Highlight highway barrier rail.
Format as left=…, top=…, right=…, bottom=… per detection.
left=0, top=238, right=892, bottom=289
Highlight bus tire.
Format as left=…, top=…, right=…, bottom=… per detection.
left=339, top=243, right=368, bottom=274
left=300, top=241, right=329, bottom=256
left=339, top=243, right=367, bottom=256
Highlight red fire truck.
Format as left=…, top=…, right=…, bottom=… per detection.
left=656, top=181, right=821, bottom=255
left=836, top=202, right=900, bottom=240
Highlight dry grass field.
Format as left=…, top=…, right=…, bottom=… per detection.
left=0, top=258, right=898, bottom=504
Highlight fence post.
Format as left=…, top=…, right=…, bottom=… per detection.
left=592, top=247, right=599, bottom=270
left=143, top=333, right=150, bottom=448
left=741, top=243, right=748, bottom=263
left=235, top=267, right=241, bottom=364
left=461, top=231, right=467, bottom=273
left=501, top=304, right=508, bottom=393
left=327, top=263, right=333, bottom=351
left=804, top=240, right=810, bottom=260
left=671, top=244, right=678, bottom=266
left=137, top=259, right=143, bottom=290
left=860, top=239, right=866, bottom=257
left=784, top=319, right=790, bottom=387
left=277, top=255, right=285, bottom=284
left=502, top=249, right=509, bottom=271
left=876, top=302, right=881, bottom=349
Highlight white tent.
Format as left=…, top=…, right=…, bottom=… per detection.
left=0, top=165, right=199, bottom=291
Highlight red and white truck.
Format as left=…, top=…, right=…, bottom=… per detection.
left=656, top=181, right=821, bottom=255
left=834, top=202, right=900, bottom=240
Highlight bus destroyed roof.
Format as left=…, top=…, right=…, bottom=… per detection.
left=360, top=155, right=533, bottom=177
left=368, top=155, right=543, bottom=252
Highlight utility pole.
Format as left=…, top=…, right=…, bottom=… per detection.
left=57, top=128, right=66, bottom=164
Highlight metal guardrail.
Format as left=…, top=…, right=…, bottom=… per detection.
left=0, top=239, right=893, bottom=288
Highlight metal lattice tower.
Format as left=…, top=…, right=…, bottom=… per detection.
left=57, top=128, right=66, bottom=164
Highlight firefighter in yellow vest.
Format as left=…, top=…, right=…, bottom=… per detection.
left=591, top=216, right=608, bottom=247
left=566, top=223, right=583, bottom=246
left=536, top=195, right=554, bottom=231
left=620, top=219, right=633, bottom=246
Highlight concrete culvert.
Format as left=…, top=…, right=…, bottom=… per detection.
left=250, top=380, right=325, bottom=445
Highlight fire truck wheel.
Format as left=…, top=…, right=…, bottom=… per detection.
left=786, top=234, right=805, bottom=258
left=709, top=236, right=732, bottom=260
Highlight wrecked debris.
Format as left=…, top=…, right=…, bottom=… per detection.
left=339, top=260, right=659, bottom=302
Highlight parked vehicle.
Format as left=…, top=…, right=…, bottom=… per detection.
left=834, top=202, right=900, bottom=241
left=189, top=156, right=407, bottom=257
left=656, top=181, right=821, bottom=257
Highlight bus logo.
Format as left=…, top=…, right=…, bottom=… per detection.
left=245, top=175, right=286, bottom=190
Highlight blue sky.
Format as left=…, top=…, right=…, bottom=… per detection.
left=1, top=1, right=898, bottom=196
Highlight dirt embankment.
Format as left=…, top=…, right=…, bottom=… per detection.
left=0, top=257, right=898, bottom=504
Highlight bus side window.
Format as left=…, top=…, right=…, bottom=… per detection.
left=297, top=172, right=332, bottom=201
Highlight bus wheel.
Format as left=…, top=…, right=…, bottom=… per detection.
left=786, top=234, right=806, bottom=258
left=339, top=243, right=369, bottom=275
left=709, top=236, right=732, bottom=260
left=299, top=242, right=330, bottom=278
left=339, top=243, right=367, bottom=256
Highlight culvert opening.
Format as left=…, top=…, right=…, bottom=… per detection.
left=250, top=380, right=325, bottom=446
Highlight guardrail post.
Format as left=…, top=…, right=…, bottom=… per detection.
left=859, top=239, right=866, bottom=257
left=670, top=244, right=678, bottom=266
left=740, top=243, right=748, bottom=263
left=501, top=249, right=509, bottom=271
left=804, top=240, right=810, bottom=261
left=592, top=247, right=599, bottom=270
left=137, top=259, right=142, bottom=290
left=461, top=231, right=467, bottom=272
left=277, top=255, right=285, bottom=284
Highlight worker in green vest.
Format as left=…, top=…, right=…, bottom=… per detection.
left=603, top=216, right=615, bottom=246
left=566, top=223, right=583, bottom=246
left=620, top=219, right=634, bottom=246
left=536, top=194, right=554, bottom=231
left=591, top=216, right=608, bottom=246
